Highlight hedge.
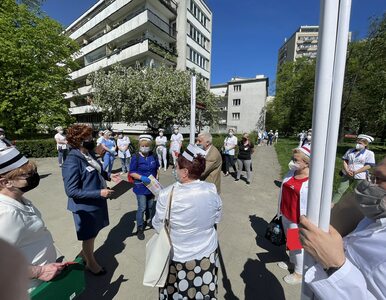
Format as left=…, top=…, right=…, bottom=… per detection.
left=13, top=133, right=258, bottom=158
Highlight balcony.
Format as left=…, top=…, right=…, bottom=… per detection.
left=69, top=105, right=101, bottom=115
left=65, top=85, right=94, bottom=99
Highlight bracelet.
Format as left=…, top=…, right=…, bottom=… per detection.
left=324, top=261, right=345, bottom=277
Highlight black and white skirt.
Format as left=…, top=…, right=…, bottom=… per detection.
left=159, top=250, right=219, bottom=300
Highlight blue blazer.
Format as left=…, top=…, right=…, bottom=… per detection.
left=62, top=149, right=109, bottom=212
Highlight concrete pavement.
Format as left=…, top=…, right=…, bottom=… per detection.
left=27, top=145, right=300, bottom=299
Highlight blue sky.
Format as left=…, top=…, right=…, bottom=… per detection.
left=42, top=0, right=385, bottom=93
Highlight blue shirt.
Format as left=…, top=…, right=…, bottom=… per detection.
left=101, top=138, right=116, bottom=155
left=130, top=153, right=159, bottom=195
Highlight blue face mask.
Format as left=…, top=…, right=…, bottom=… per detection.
left=172, top=169, right=181, bottom=183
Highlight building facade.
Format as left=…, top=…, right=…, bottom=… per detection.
left=211, top=76, right=269, bottom=134
left=64, top=0, right=212, bottom=132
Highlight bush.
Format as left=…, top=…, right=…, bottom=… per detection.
left=15, top=139, right=58, bottom=158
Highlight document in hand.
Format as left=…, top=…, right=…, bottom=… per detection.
left=146, top=175, right=163, bottom=196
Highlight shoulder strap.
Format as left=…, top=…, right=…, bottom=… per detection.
left=164, top=187, right=175, bottom=229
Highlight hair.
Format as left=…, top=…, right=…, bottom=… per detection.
left=177, top=154, right=206, bottom=180
left=292, top=148, right=310, bottom=165
left=0, top=161, right=37, bottom=189
left=198, top=132, right=212, bottom=144
left=139, top=140, right=152, bottom=147
left=66, top=124, right=93, bottom=149
left=357, top=138, right=369, bottom=148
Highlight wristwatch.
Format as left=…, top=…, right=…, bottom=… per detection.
left=324, top=265, right=343, bottom=277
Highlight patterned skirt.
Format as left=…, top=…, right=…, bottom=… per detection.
left=159, top=250, right=219, bottom=300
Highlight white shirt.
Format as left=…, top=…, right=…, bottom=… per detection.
left=0, top=194, right=56, bottom=288
left=170, top=133, right=183, bottom=152
left=54, top=133, right=67, bottom=150
left=224, top=135, right=238, bottom=156
left=342, top=148, right=376, bottom=179
left=152, top=181, right=222, bottom=262
left=156, top=136, right=167, bottom=146
left=117, top=136, right=131, bottom=158
left=96, top=136, right=104, bottom=146
left=305, top=217, right=386, bottom=300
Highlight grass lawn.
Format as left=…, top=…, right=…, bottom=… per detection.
left=274, top=138, right=386, bottom=192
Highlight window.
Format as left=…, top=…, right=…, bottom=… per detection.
left=234, top=85, right=241, bottom=92
left=233, top=99, right=241, bottom=106
left=189, top=0, right=209, bottom=29
left=188, top=22, right=209, bottom=50
left=232, top=113, right=240, bottom=120
left=188, top=46, right=209, bottom=70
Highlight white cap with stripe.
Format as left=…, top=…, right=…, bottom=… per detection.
left=0, top=147, right=28, bottom=174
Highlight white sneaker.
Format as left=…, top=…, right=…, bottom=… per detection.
left=277, top=261, right=294, bottom=270
left=283, top=273, right=302, bottom=285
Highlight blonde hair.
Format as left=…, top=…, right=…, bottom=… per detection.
left=292, top=148, right=310, bottom=164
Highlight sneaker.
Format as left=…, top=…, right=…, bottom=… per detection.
left=277, top=261, right=294, bottom=270
left=235, top=178, right=240, bottom=182
left=145, top=219, right=153, bottom=229
left=164, top=168, right=167, bottom=172
left=246, top=181, right=251, bottom=185
left=137, top=227, right=145, bottom=240
left=224, top=172, right=229, bottom=176
left=283, top=273, right=302, bottom=285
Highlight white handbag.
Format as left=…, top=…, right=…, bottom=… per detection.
left=143, top=187, right=174, bottom=287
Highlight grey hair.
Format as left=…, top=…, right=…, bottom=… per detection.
left=198, top=132, right=213, bottom=144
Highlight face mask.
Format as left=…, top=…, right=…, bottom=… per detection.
left=307, top=135, right=312, bottom=141
left=159, top=132, right=164, bottom=137
left=196, top=144, right=205, bottom=150
left=356, top=143, right=365, bottom=150
left=118, top=134, right=123, bottom=139
left=82, top=140, right=95, bottom=151
left=288, top=160, right=300, bottom=171
left=140, top=146, right=150, bottom=154
left=14, top=172, right=40, bottom=193
left=355, top=180, right=386, bottom=219
left=59, top=130, right=64, bottom=134
left=0, top=135, right=4, bottom=139
left=174, top=130, right=178, bottom=134
left=229, top=132, right=233, bottom=137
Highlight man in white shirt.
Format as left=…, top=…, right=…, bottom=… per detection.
left=169, top=127, right=183, bottom=167
left=155, top=129, right=168, bottom=171
left=300, top=157, right=386, bottom=300
left=223, top=129, right=237, bottom=176
left=54, top=126, right=68, bottom=167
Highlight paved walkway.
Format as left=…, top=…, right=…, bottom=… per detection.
left=28, top=145, right=300, bottom=299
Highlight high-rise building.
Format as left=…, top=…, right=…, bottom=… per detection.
left=277, top=25, right=319, bottom=68
left=211, top=76, right=269, bottom=133
left=64, top=0, right=212, bottom=131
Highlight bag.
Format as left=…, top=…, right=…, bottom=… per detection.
left=143, top=187, right=174, bottom=287
left=30, top=257, right=85, bottom=300
left=265, top=215, right=286, bottom=246
left=95, top=144, right=106, bottom=157
left=128, top=143, right=135, bottom=154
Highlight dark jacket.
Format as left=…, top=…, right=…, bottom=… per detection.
left=237, top=140, right=254, bottom=160
left=62, top=149, right=108, bottom=212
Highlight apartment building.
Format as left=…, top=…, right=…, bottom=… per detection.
left=211, top=76, right=269, bottom=133
left=277, top=25, right=319, bottom=68
left=64, top=0, right=212, bottom=131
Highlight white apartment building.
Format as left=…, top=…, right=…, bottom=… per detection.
left=211, top=76, right=269, bottom=134
left=64, top=0, right=212, bottom=132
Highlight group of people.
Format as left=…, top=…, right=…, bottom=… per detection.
left=0, top=122, right=385, bottom=300
left=257, top=129, right=279, bottom=146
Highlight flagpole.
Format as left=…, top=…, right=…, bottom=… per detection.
left=190, top=75, right=196, bottom=144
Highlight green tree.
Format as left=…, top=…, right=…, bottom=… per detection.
left=0, top=0, right=78, bottom=136
left=90, top=64, right=218, bottom=133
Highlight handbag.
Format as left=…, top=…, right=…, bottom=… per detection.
left=265, top=215, right=286, bottom=246
left=143, top=187, right=174, bottom=287
left=95, top=144, right=106, bottom=157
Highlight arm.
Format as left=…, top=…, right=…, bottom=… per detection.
left=28, top=263, right=66, bottom=281
left=152, top=190, right=168, bottom=233
left=201, top=148, right=222, bottom=179
left=62, top=156, right=104, bottom=200
left=342, top=160, right=353, bottom=176
left=129, top=155, right=150, bottom=183
left=353, top=165, right=371, bottom=176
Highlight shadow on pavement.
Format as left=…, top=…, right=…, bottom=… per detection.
left=218, top=245, right=240, bottom=300
left=240, top=215, right=287, bottom=300
left=39, top=173, right=52, bottom=179
left=77, top=211, right=136, bottom=300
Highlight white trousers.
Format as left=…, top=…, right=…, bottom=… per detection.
left=157, top=146, right=167, bottom=169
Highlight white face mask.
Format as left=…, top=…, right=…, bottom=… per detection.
left=159, top=132, right=164, bottom=136
left=307, top=135, right=312, bottom=141
left=229, top=132, right=234, bottom=137
left=59, top=130, right=64, bottom=134
left=356, top=143, right=365, bottom=150
left=174, top=130, right=178, bottom=134
left=140, top=146, right=150, bottom=154
left=0, top=134, right=4, bottom=139
left=355, top=180, right=386, bottom=219
left=288, top=160, right=300, bottom=171
left=172, top=169, right=181, bottom=183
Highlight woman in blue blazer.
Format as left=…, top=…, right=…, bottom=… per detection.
left=62, top=124, right=117, bottom=275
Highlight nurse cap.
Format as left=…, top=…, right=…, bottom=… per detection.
left=182, top=144, right=206, bottom=162
left=0, top=147, right=29, bottom=175
left=357, top=134, right=374, bottom=143
left=298, top=145, right=311, bottom=157
left=139, top=134, right=153, bottom=142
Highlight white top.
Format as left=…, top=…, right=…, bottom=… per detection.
left=155, top=136, right=167, bottom=146
left=342, top=148, right=376, bottom=179
left=0, top=194, right=56, bottom=288
left=152, top=181, right=222, bottom=262
left=54, top=133, right=67, bottom=150
left=117, top=136, right=131, bottom=158
left=223, top=136, right=238, bottom=156
left=305, top=217, right=386, bottom=300
left=96, top=136, right=104, bottom=146
left=170, top=133, right=183, bottom=152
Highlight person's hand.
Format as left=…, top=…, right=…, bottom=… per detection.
left=36, top=263, right=66, bottom=281
left=140, top=176, right=151, bottom=185
left=110, top=173, right=122, bottom=184
left=100, top=188, right=114, bottom=198
left=299, top=216, right=346, bottom=269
